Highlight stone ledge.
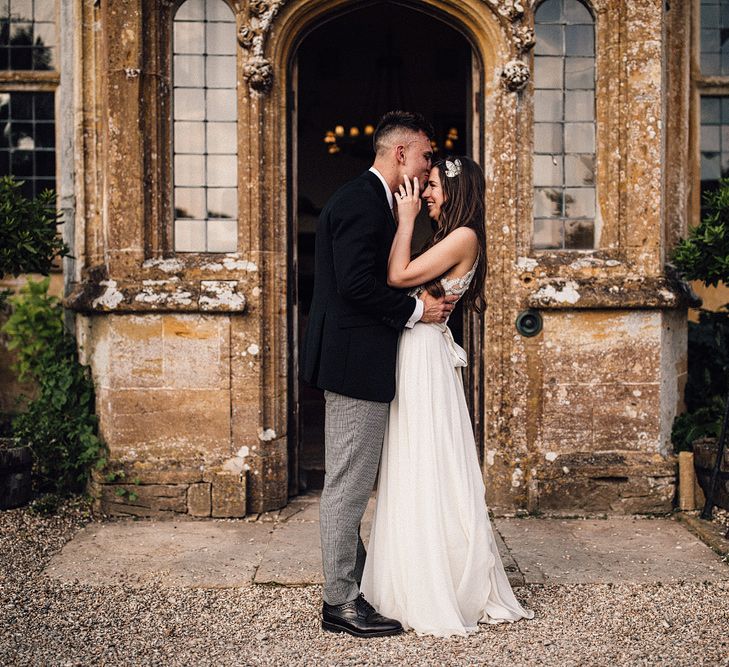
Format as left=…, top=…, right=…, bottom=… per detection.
left=89, top=463, right=246, bottom=519
left=538, top=451, right=676, bottom=479
left=525, top=276, right=697, bottom=310
left=65, top=277, right=247, bottom=313
left=534, top=452, right=677, bottom=514
left=64, top=258, right=259, bottom=313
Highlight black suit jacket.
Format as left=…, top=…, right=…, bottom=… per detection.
left=301, top=170, right=417, bottom=402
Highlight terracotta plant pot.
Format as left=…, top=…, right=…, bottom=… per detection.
left=693, top=437, right=729, bottom=511
left=0, top=438, right=32, bottom=510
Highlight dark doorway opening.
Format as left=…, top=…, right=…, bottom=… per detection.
left=290, top=3, right=474, bottom=494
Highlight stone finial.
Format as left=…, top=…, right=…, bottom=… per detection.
left=501, top=59, right=530, bottom=91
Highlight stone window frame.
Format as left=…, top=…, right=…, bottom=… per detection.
left=525, top=0, right=625, bottom=265
left=111, top=0, right=245, bottom=267
left=73, top=0, right=252, bottom=301
left=531, top=0, right=598, bottom=252
left=172, top=0, right=239, bottom=254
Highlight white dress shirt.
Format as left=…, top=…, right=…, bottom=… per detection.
left=369, top=167, right=423, bottom=328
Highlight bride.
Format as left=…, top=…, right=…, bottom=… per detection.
left=360, top=156, right=534, bottom=637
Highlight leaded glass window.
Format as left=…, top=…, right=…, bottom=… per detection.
left=0, top=0, right=56, bottom=71
left=699, top=2, right=729, bottom=208
left=700, top=97, right=729, bottom=194
left=532, top=0, right=596, bottom=250
left=700, top=0, right=729, bottom=76
left=0, top=91, right=55, bottom=198
left=0, top=1, right=56, bottom=200
left=173, top=0, right=237, bottom=253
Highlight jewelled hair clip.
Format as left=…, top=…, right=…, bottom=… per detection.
left=444, top=158, right=462, bottom=178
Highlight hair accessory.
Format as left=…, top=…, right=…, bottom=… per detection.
left=444, top=158, right=462, bottom=178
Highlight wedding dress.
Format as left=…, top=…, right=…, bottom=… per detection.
left=361, top=260, right=534, bottom=637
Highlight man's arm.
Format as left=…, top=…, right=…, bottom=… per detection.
left=331, top=201, right=416, bottom=329
left=404, top=299, right=423, bottom=328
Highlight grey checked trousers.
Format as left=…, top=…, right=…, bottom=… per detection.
left=320, top=390, right=389, bottom=606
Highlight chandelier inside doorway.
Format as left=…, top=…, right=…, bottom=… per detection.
left=320, top=19, right=461, bottom=158
left=323, top=123, right=460, bottom=157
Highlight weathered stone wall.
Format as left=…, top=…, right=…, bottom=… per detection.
left=485, top=310, right=680, bottom=513
left=62, top=0, right=691, bottom=517
left=690, top=282, right=729, bottom=319
left=80, top=312, right=247, bottom=517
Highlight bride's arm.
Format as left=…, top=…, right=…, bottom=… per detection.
left=387, top=176, right=477, bottom=289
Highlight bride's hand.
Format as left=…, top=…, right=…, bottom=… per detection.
left=394, top=175, right=421, bottom=225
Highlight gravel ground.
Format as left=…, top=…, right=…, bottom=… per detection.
left=713, top=507, right=729, bottom=535
left=2, top=498, right=729, bottom=667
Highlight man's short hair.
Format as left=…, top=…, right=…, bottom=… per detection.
left=373, top=110, right=434, bottom=155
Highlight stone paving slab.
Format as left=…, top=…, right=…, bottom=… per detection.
left=44, top=494, right=728, bottom=589
left=254, top=495, right=373, bottom=585
left=45, top=520, right=274, bottom=588
left=255, top=520, right=323, bottom=585
left=496, top=517, right=728, bottom=585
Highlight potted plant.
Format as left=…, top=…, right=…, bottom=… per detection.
left=0, top=175, right=69, bottom=509
left=671, top=178, right=729, bottom=517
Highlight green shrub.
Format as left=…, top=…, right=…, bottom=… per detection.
left=672, top=396, right=726, bottom=452
left=1, top=278, right=104, bottom=496
left=0, top=175, right=69, bottom=279
left=683, top=310, right=729, bottom=414
left=671, top=179, right=729, bottom=451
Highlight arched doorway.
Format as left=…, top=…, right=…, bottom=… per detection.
left=287, top=2, right=483, bottom=494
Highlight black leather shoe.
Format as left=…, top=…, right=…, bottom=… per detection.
left=322, top=593, right=403, bottom=638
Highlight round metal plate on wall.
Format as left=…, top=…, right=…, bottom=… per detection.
left=515, top=309, right=543, bottom=337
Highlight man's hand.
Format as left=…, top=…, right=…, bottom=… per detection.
left=420, top=291, right=459, bottom=324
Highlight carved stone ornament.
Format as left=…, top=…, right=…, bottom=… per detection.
left=484, top=0, right=525, bottom=22
left=501, top=59, right=530, bottom=91
left=238, top=0, right=288, bottom=94
left=482, top=1, right=533, bottom=53
left=243, top=56, right=274, bottom=93
left=512, top=24, right=535, bottom=52
left=238, top=26, right=255, bottom=50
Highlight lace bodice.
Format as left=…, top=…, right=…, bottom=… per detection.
left=440, top=258, right=479, bottom=297
left=408, top=257, right=479, bottom=301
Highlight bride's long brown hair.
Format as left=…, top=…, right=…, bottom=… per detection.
left=418, top=156, right=487, bottom=312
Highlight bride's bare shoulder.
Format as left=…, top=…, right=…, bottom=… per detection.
left=444, top=226, right=479, bottom=251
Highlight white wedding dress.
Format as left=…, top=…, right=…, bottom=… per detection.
left=361, top=261, right=534, bottom=637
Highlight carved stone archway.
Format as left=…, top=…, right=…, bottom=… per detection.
left=235, top=0, right=534, bottom=510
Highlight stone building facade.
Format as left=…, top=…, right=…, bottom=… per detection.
left=3, top=0, right=717, bottom=517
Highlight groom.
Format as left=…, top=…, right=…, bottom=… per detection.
left=301, top=110, right=457, bottom=637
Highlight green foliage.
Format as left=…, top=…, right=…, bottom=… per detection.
left=683, top=310, right=729, bottom=415
left=1, top=278, right=104, bottom=496
left=2, top=278, right=64, bottom=383
left=114, top=487, right=138, bottom=502
left=670, top=310, right=727, bottom=451
left=672, top=396, right=726, bottom=452
left=0, top=175, right=69, bottom=279
left=672, top=180, right=729, bottom=287
left=28, top=493, right=62, bottom=516
left=670, top=179, right=729, bottom=451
